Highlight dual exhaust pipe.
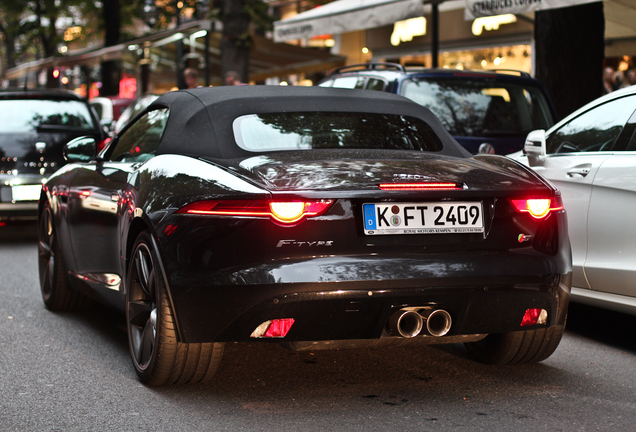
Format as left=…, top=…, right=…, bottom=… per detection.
left=388, top=307, right=452, bottom=338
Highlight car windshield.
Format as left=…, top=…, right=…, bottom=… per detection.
left=400, top=78, right=554, bottom=137
left=233, top=112, right=443, bottom=152
left=0, top=98, right=95, bottom=133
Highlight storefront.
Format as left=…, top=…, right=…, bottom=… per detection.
left=4, top=19, right=345, bottom=96
left=274, top=0, right=636, bottom=78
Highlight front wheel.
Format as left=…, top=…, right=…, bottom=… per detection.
left=126, top=231, right=224, bottom=385
left=464, top=325, right=565, bottom=365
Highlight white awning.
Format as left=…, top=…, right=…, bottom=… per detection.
left=465, top=0, right=604, bottom=19
left=273, top=0, right=465, bottom=43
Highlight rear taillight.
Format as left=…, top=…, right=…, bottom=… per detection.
left=521, top=308, right=548, bottom=326
left=176, top=199, right=334, bottom=224
left=250, top=319, right=295, bottom=338
left=509, top=196, right=564, bottom=219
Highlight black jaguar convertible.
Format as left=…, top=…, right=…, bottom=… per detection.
left=38, top=86, right=571, bottom=385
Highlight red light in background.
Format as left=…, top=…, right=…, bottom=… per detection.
left=52, top=69, right=60, bottom=79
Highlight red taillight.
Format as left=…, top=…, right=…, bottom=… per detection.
left=521, top=308, right=548, bottom=326
left=509, top=196, right=564, bottom=219
left=176, top=199, right=334, bottom=224
left=250, top=319, right=295, bottom=338
left=379, top=182, right=462, bottom=191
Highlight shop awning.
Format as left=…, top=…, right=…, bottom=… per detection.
left=275, top=0, right=421, bottom=42
left=464, top=0, right=604, bottom=19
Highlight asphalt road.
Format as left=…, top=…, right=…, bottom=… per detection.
left=1, top=225, right=635, bottom=431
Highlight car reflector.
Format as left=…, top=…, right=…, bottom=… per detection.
left=509, top=197, right=564, bottom=219
left=379, top=182, right=462, bottom=191
left=250, top=319, right=295, bottom=338
left=520, top=308, right=548, bottom=326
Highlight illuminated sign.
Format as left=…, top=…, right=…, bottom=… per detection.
left=471, top=14, right=517, bottom=36
left=391, top=17, right=426, bottom=46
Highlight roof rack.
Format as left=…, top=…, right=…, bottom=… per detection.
left=329, top=62, right=405, bottom=75
left=486, top=69, right=532, bottom=78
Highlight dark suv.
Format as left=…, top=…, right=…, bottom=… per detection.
left=318, top=63, right=556, bottom=155
left=0, top=89, right=104, bottom=222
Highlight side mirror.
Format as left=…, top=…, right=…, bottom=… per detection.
left=524, top=129, right=547, bottom=166
left=63, top=136, right=97, bottom=162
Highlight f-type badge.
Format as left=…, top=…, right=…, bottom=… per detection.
left=277, top=239, right=334, bottom=247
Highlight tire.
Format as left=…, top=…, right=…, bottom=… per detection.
left=126, top=231, right=224, bottom=385
left=464, top=324, right=566, bottom=365
left=38, top=201, right=90, bottom=311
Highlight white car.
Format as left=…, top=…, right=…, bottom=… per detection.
left=510, top=85, right=636, bottom=315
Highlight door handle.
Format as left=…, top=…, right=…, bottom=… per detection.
left=567, top=167, right=590, bottom=177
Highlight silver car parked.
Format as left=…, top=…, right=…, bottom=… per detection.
left=510, top=85, right=636, bottom=315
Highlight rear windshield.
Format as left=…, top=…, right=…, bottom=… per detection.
left=400, top=78, right=554, bottom=137
left=0, top=99, right=96, bottom=133
left=233, top=112, right=443, bottom=152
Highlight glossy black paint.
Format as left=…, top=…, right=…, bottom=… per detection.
left=41, top=86, right=571, bottom=347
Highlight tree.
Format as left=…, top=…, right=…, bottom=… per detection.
left=534, top=2, right=605, bottom=120
left=214, top=0, right=272, bottom=84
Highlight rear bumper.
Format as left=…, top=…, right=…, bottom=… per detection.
left=172, top=269, right=571, bottom=344
left=0, top=202, right=39, bottom=221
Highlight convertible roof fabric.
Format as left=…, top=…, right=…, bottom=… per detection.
left=152, top=86, right=470, bottom=159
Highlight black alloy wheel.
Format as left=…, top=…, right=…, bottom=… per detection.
left=126, top=231, right=224, bottom=385
left=127, top=239, right=158, bottom=372
left=38, top=201, right=89, bottom=311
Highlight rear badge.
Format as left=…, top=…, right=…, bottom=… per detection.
left=518, top=234, right=532, bottom=243
left=277, top=239, right=334, bottom=247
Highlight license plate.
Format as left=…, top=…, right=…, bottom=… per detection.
left=12, top=185, right=42, bottom=201
left=363, top=202, right=484, bottom=235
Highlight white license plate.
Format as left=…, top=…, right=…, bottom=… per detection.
left=12, top=184, right=42, bottom=201
left=363, top=202, right=484, bottom=235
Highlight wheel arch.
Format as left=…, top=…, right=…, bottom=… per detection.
left=124, top=217, right=184, bottom=342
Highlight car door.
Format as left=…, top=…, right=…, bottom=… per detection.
left=585, top=107, right=636, bottom=297
left=530, top=95, right=636, bottom=290
left=67, top=108, right=169, bottom=278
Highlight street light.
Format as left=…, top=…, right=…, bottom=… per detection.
left=142, top=0, right=159, bottom=29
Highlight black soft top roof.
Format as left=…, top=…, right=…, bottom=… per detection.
left=151, top=85, right=470, bottom=159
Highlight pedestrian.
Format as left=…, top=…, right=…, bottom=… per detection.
left=184, top=68, right=199, bottom=89
left=225, top=71, right=243, bottom=86
left=603, top=67, right=615, bottom=94
left=626, top=69, right=636, bottom=87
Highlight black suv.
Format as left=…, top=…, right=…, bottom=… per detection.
left=0, top=89, right=104, bottom=222
left=319, top=63, right=556, bottom=155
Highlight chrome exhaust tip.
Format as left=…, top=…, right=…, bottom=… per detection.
left=388, top=309, right=424, bottom=338
left=421, top=308, right=452, bottom=337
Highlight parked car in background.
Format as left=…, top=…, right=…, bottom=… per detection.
left=319, top=63, right=557, bottom=155
left=510, top=85, right=636, bottom=316
left=113, top=94, right=159, bottom=135
left=90, top=96, right=133, bottom=132
left=39, top=86, right=570, bottom=385
left=0, top=89, right=103, bottom=222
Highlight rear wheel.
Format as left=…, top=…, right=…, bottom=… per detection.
left=38, top=202, right=90, bottom=311
left=126, top=231, right=224, bottom=385
left=464, top=325, right=565, bottom=365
